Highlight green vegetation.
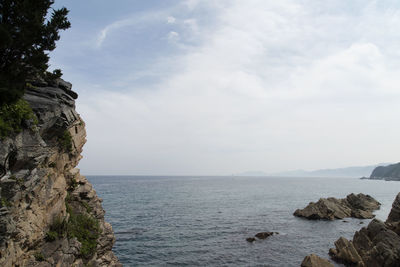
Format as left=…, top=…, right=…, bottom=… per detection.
left=1, top=197, right=12, bottom=208
left=0, top=0, right=70, bottom=105
left=68, top=177, right=78, bottom=191
left=0, top=99, right=38, bottom=138
left=44, top=230, right=58, bottom=242
left=46, top=201, right=100, bottom=258
left=59, top=130, right=73, bottom=152
left=81, top=201, right=93, bottom=213
left=34, top=251, right=45, bottom=262
left=68, top=211, right=100, bottom=257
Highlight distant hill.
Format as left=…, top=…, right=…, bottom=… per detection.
left=273, top=164, right=390, bottom=178
left=370, top=163, right=400, bottom=181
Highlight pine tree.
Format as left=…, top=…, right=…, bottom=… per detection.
left=0, top=0, right=70, bottom=105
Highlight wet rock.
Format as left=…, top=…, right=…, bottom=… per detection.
left=294, top=193, right=380, bottom=220
left=255, top=232, right=275, bottom=239
left=246, top=237, right=256, bottom=242
left=301, top=254, right=333, bottom=267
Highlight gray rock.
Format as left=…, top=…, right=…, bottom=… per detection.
left=294, top=193, right=380, bottom=220
left=328, top=193, right=400, bottom=266
left=301, top=254, right=333, bottom=267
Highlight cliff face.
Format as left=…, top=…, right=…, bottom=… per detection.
left=0, top=80, right=121, bottom=266
left=370, top=163, right=400, bottom=181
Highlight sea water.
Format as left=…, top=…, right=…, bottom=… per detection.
left=87, top=176, right=399, bottom=266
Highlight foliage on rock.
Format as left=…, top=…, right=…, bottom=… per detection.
left=59, top=130, right=73, bottom=152
left=0, top=99, right=38, bottom=138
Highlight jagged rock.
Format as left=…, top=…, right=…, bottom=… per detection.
left=387, top=193, right=400, bottom=223
left=255, top=232, right=276, bottom=239
left=294, top=193, right=380, bottom=220
left=327, top=193, right=400, bottom=266
left=0, top=80, right=121, bottom=266
left=301, top=254, right=333, bottom=267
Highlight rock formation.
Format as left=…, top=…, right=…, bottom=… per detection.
left=0, top=80, right=121, bottom=266
left=294, top=193, right=380, bottom=220
left=328, top=192, right=400, bottom=266
left=301, top=254, right=333, bottom=267
left=369, top=163, right=400, bottom=181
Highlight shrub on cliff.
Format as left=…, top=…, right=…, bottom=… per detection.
left=0, top=0, right=70, bottom=105
left=0, top=99, right=38, bottom=138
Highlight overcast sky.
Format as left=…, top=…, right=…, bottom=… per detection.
left=50, top=0, right=400, bottom=175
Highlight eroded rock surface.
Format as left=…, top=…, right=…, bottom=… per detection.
left=294, top=193, right=380, bottom=220
left=301, top=254, right=333, bottom=267
left=329, top=192, right=400, bottom=267
left=0, top=80, right=121, bottom=266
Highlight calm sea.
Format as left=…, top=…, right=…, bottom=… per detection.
left=87, top=176, right=399, bottom=266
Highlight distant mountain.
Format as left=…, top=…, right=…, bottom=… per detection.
left=234, top=171, right=269, bottom=176
left=271, top=164, right=391, bottom=178
left=370, top=163, right=400, bottom=181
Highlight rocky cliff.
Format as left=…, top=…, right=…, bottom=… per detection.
left=0, top=80, right=121, bottom=266
left=369, top=163, right=400, bottom=181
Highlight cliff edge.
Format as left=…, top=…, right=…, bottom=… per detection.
left=369, top=163, right=400, bottom=181
left=0, top=80, right=121, bottom=266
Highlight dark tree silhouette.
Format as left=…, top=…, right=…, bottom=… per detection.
left=0, top=0, right=70, bottom=105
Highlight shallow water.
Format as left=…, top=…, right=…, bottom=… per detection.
left=87, top=176, right=399, bottom=266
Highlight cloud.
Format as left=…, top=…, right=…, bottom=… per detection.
left=167, top=16, right=176, bottom=24
left=167, top=31, right=179, bottom=42
left=77, top=0, right=400, bottom=175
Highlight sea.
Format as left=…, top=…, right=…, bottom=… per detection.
left=87, top=176, right=400, bottom=267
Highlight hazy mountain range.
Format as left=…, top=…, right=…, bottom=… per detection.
left=236, top=163, right=392, bottom=178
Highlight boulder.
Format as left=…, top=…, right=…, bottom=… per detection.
left=301, top=254, right=333, bottom=267
left=328, top=193, right=400, bottom=266
left=294, top=193, right=380, bottom=220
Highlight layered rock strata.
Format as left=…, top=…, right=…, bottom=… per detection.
left=329, top=192, right=400, bottom=266
left=294, top=193, right=380, bottom=220
left=0, top=80, right=121, bottom=266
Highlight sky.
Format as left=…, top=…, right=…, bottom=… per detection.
left=49, top=0, right=400, bottom=175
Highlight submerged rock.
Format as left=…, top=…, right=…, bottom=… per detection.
left=328, top=192, right=400, bottom=266
left=246, top=237, right=256, bottom=242
left=301, top=254, right=333, bottom=267
left=255, top=231, right=276, bottom=239
left=294, top=193, right=380, bottom=220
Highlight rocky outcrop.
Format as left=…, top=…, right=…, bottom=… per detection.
left=301, top=254, right=333, bottom=267
left=0, top=80, right=121, bottom=266
left=246, top=231, right=278, bottom=242
left=328, top=192, right=400, bottom=266
left=294, top=193, right=380, bottom=220
left=369, top=163, right=400, bottom=181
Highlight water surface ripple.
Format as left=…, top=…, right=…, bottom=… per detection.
left=88, top=176, right=399, bottom=266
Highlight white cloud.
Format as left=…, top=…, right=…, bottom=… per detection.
left=167, top=31, right=179, bottom=42
left=167, top=16, right=176, bottom=24
left=78, top=0, right=400, bottom=175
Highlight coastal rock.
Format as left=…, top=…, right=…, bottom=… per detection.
left=294, top=193, right=380, bottom=220
left=246, top=237, right=256, bottom=242
left=301, top=254, right=333, bottom=267
left=328, top=193, right=400, bottom=266
left=369, top=163, right=400, bottom=181
left=255, top=232, right=275, bottom=239
left=387, top=193, right=400, bottom=223
left=0, top=80, right=121, bottom=266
